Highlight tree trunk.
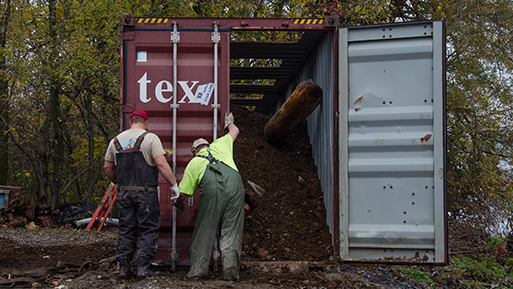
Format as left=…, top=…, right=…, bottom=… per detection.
left=0, top=0, right=11, bottom=185
left=86, top=93, right=94, bottom=204
left=264, top=79, right=322, bottom=147
left=48, top=0, right=64, bottom=210
left=36, top=121, right=51, bottom=204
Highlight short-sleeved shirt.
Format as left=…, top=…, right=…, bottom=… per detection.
left=105, top=129, right=166, bottom=166
left=179, top=134, right=238, bottom=196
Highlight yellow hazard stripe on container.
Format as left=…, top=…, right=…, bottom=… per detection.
left=292, top=19, right=323, bottom=25
left=136, top=18, right=169, bottom=24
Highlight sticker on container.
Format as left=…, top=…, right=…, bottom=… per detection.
left=137, top=51, right=147, bottom=62
left=193, top=83, right=215, bottom=106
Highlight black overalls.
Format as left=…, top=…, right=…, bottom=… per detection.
left=114, top=131, right=160, bottom=263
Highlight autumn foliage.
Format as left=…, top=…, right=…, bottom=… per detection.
left=0, top=1, right=512, bottom=236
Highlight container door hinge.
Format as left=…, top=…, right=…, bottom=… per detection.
left=212, top=21, right=220, bottom=44
left=171, top=21, right=180, bottom=43
left=122, top=32, right=134, bottom=41
left=121, top=104, right=135, bottom=113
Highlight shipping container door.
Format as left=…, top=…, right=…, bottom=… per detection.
left=338, top=21, right=446, bottom=263
left=121, top=17, right=230, bottom=263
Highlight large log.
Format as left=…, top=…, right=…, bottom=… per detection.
left=264, top=79, right=322, bottom=147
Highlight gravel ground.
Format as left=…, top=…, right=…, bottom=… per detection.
left=0, top=227, right=425, bottom=289
left=0, top=227, right=117, bottom=247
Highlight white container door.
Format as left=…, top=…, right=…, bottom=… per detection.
left=338, top=21, right=446, bottom=263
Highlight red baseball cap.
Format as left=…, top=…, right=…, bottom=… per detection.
left=130, top=110, right=148, bottom=121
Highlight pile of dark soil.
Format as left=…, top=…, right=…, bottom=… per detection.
left=232, top=105, right=333, bottom=261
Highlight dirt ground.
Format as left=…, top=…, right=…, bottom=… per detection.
left=0, top=227, right=424, bottom=288
left=0, top=105, right=430, bottom=288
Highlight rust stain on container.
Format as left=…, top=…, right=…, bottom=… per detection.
left=420, top=134, right=432, bottom=143
left=354, top=95, right=364, bottom=104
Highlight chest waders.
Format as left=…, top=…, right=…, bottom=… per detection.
left=114, top=131, right=161, bottom=266
left=186, top=148, right=245, bottom=281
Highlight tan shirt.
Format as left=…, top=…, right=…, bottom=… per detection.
left=105, top=129, right=165, bottom=166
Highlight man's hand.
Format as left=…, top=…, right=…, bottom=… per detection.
left=224, top=112, right=234, bottom=130
left=170, top=184, right=180, bottom=203
left=173, top=194, right=187, bottom=211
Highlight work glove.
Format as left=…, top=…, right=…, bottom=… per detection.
left=170, top=184, right=180, bottom=204
left=173, top=195, right=187, bottom=211
left=224, top=112, right=234, bottom=130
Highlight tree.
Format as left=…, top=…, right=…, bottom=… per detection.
left=442, top=0, right=513, bottom=231
left=3, top=0, right=513, bottom=233
left=58, top=0, right=121, bottom=204
left=0, top=0, right=11, bottom=186
left=4, top=0, right=121, bottom=207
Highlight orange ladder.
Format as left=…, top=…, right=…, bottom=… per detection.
left=85, top=184, right=117, bottom=231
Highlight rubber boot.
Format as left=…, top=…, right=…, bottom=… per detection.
left=118, top=259, right=133, bottom=280
left=222, top=268, right=239, bottom=281
left=136, top=257, right=157, bottom=279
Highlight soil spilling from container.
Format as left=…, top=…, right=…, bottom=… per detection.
left=232, top=104, right=333, bottom=261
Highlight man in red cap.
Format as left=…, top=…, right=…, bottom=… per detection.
left=104, top=110, right=180, bottom=279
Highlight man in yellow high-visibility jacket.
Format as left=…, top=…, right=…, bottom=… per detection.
left=174, top=112, right=244, bottom=281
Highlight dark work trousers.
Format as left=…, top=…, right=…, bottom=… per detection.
left=186, top=161, right=245, bottom=281
left=116, top=189, right=160, bottom=263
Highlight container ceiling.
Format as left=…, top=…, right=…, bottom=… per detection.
left=229, top=30, right=327, bottom=114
